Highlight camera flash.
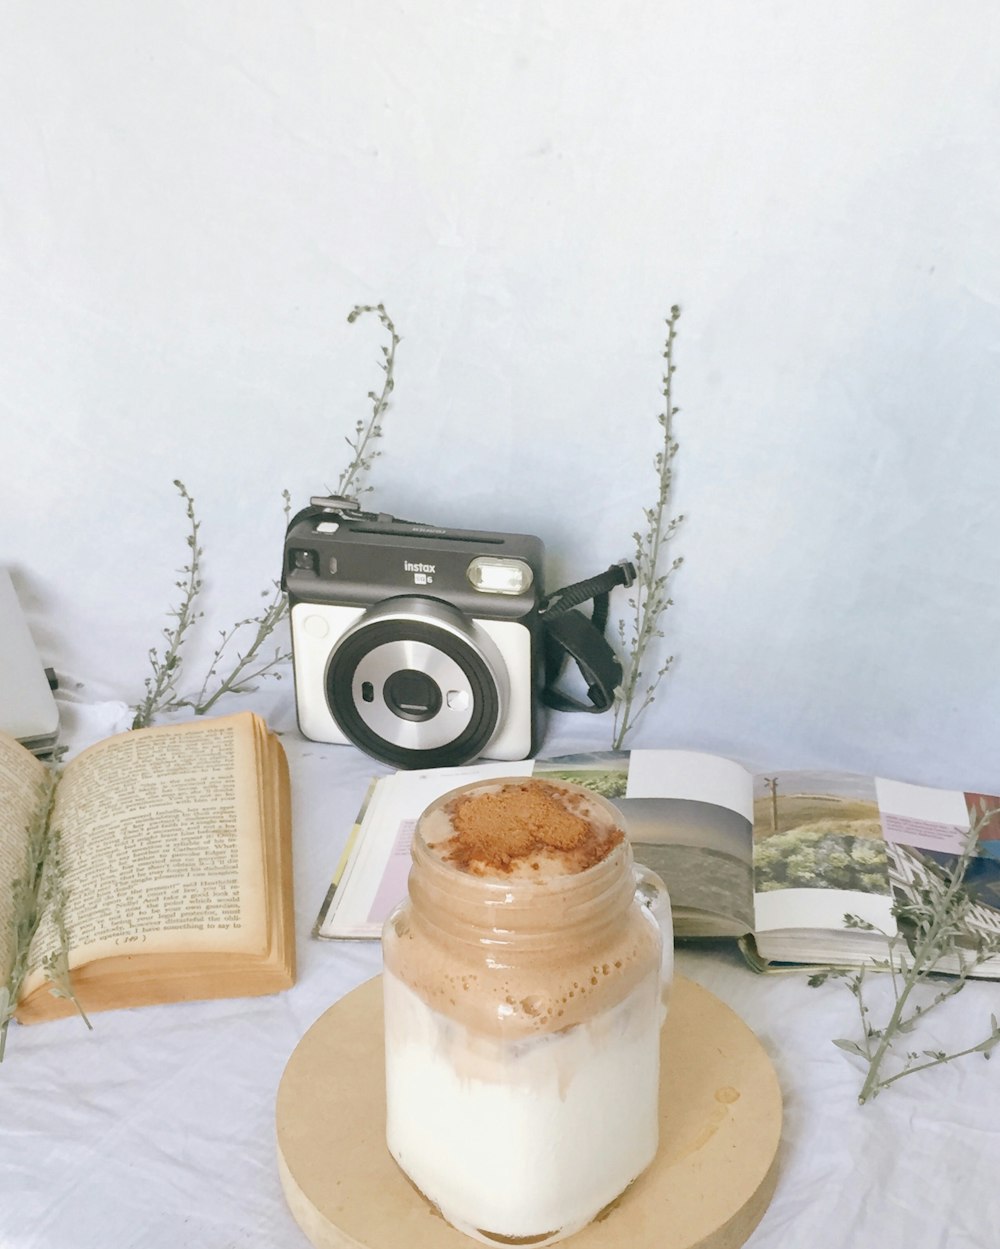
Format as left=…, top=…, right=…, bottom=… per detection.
left=466, top=557, right=533, bottom=595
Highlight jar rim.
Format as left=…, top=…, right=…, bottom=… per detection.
left=412, top=774, right=631, bottom=890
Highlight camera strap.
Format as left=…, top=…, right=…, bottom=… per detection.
left=538, top=561, right=636, bottom=715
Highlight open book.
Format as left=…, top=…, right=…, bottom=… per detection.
left=314, top=749, right=1000, bottom=977
left=1, top=711, right=295, bottom=1034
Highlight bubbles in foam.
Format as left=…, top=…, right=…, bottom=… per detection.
left=423, top=779, right=624, bottom=878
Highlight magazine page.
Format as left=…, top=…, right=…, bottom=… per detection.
left=875, top=778, right=1000, bottom=951
left=315, top=747, right=757, bottom=941
left=750, top=771, right=1000, bottom=969
left=315, top=760, right=534, bottom=939
left=535, top=749, right=756, bottom=937
left=751, top=771, right=897, bottom=941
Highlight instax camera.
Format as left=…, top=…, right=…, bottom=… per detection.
left=283, top=497, right=545, bottom=769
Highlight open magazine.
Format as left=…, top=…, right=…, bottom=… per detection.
left=313, top=749, right=1000, bottom=977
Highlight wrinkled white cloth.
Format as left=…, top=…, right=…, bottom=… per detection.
left=2, top=693, right=999, bottom=1249
left=51, top=693, right=133, bottom=757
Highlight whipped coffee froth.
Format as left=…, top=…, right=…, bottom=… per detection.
left=422, top=780, right=625, bottom=878
left=387, top=778, right=661, bottom=1041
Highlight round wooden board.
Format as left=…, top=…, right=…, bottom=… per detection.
left=276, top=975, right=782, bottom=1249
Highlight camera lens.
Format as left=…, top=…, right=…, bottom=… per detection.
left=383, top=669, right=442, bottom=722
left=325, top=603, right=504, bottom=769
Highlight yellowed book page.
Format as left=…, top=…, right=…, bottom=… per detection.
left=0, top=732, right=47, bottom=982
left=24, top=713, right=267, bottom=989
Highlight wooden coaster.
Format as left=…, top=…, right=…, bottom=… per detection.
left=277, top=975, right=782, bottom=1249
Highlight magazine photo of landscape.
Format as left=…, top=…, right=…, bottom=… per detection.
left=618, top=797, right=755, bottom=935
left=533, top=752, right=630, bottom=798
left=752, top=771, right=891, bottom=896
left=536, top=754, right=754, bottom=935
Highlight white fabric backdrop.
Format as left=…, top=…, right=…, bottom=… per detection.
left=2, top=2, right=1000, bottom=785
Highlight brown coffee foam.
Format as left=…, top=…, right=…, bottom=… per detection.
left=385, top=911, right=660, bottom=1041
left=385, top=782, right=661, bottom=1039
left=427, top=781, right=624, bottom=877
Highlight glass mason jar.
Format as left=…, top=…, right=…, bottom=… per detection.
left=382, top=777, right=673, bottom=1247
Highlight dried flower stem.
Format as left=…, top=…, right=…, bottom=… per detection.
left=134, top=304, right=401, bottom=726
left=131, top=485, right=292, bottom=725
left=188, top=593, right=291, bottom=715
left=39, top=823, right=92, bottom=1034
left=613, top=305, right=685, bottom=749
left=815, top=804, right=1000, bottom=1102
left=1, top=770, right=89, bottom=1062
left=336, top=303, right=400, bottom=498
left=132, top=481, right=202, bottom=729
left=187, top=491, right=293, bottom=715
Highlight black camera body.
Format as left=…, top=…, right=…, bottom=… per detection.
left=283, top=498, right=545, bottom=768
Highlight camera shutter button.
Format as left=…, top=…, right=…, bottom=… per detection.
left=303, top=614, right=330, bottom=639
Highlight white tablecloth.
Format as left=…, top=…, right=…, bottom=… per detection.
left=3, top=692, right=999, bottom=1249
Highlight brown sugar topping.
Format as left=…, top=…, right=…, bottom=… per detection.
left=432, top=781, right=623, bottom=876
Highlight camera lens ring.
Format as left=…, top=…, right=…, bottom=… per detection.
left=326, top=618, right=500, bottom=768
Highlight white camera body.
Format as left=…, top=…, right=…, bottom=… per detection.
left=283, top=500, right=545, bottom=769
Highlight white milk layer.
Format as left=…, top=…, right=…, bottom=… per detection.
left=383, top=968, right=662, bottom=1245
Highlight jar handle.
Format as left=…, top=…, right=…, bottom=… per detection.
left=633, top=863, right=674, bottom=1010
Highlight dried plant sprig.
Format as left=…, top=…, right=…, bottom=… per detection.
left=811, top=803, right=1000, bottom=1102
left=39, top=824, right=91, bottom=1033
left=186, top=490, right=293, bottom=715
left=132, top=485, right=292, bottom=726
left=335, top=303, right=400, bottom=498
left=132, top=480, right=203, bottom=729
left=613, top=305, right=685, bottom=749
left=187, top=588, right=291, bottom=715
left=134, top=303, right=400, bottom=726
left=1, top=770, right=88, bottom=1062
